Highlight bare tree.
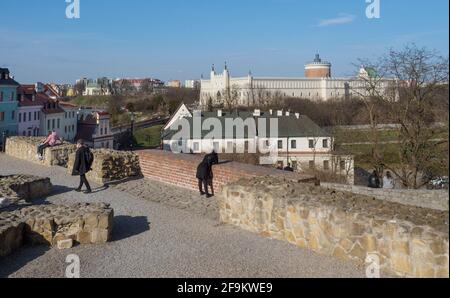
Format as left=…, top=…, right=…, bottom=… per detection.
left=358, top=44, right=449, bottom=188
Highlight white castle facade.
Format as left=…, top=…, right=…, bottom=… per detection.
left=200, top=54, right=393, bottom=107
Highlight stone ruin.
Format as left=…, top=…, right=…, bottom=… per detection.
left=67, top=149, right=142, bottom=184
left=4, top=137, right=142, bottom=185
left=5, top=136, right=77, bottom=167
left=219, top=176, right=450, bottom=278
left=0, top=174, right=114, bottom=257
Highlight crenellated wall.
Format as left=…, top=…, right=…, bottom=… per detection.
left=219, top=176, right=449, bottom=278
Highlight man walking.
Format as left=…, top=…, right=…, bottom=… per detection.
left=72, top=139, right=94, bottom=194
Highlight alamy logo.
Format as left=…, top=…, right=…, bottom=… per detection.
left=366, top=0, right=381, bottom=19
left=65, top=0, right=80, bottom=19
left=365, top=253, right=381, bottom=278
left=65, top=254, right=80, bottom=278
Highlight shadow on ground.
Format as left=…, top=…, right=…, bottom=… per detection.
left=0, top=245, right=49, bottom=278
left=112, top=215, right=151, bottom=242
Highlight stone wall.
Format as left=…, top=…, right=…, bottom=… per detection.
left=138, top=150, right=316, bottom=191
left=219, top=176, right=449, bottom=278
left=67, top=149, right=142, bottom=184
left=322, top=183, right=449, bottom=211
left=5, top=137, right=77, bottom=167
left=0, top=175, right=52, bottom=205
left=0, top=203, right=114, bottom=257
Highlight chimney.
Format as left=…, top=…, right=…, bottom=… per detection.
left=277, top=110, right=283, bottom=117
left=285, top=111, right=290, bottom=117
left=217, top=109, right=222, bottom=117
left=269, top=109, right=273, bottom=115
left=253, top=109, right=261, bottom=117
left=295, top=113, right=300, bottom=119
left=32, top=94, right=36, bottom=102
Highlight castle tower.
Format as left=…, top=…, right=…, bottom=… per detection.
left=305, top=54, right=332, bottom=78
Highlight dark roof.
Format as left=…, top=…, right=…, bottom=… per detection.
left=162, top=111, right=329, bottom=140
left=0, top=68, right=20, bottom=86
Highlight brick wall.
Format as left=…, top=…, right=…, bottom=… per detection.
left=137, top=150, right=316, bottom=191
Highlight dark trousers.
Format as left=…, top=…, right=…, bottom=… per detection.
left=198, top=179, right=209, bottom=195
left=78, top=174, right=91, bottom=191
left=37, top=144, right=50, bottom=156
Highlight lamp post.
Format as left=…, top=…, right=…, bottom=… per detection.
left=130, top=111, right=135, bottom=151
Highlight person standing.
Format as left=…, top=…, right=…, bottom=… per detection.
left=203, top=151, right=219, bottom=195
left=72, top=139, right=94, bottom=194
left=383, top=171, right=395, bottom=189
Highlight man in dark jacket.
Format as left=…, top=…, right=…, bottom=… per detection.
left=196, top=159, right=212, bottom=197
left=72, top=139, right=94, bottom=194
left=203, top=151, right=218, bottom=196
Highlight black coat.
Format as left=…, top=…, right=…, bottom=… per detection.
left=72, top=146, right=93, bottom=176
left=196, top=161, right=212, bottom=180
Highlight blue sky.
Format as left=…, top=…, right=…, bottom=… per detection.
left=1, top=0, right=448, bottom=84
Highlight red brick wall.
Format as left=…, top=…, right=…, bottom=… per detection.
left=137, top=150, right=316, bottom=192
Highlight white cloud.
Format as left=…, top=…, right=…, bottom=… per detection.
left=317, top=14, right=356, bottom=27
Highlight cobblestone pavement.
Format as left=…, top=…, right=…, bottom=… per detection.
left=0, top=154, right=366, bottom=278
left=114, top=178, right=219, bottom=221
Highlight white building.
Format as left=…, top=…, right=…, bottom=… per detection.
left=184, top=80, right=200, bottom=89
left=162, top=104, right=354, bottom=184
left=60, top=102, right=79, bottom=141
left=200, top=55, right=393, bottom=107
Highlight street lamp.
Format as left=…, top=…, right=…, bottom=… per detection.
left=130, top=111, right=135, bottom=151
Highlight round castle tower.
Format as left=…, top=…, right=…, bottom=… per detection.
left=305, top=54, right=332, bottom=78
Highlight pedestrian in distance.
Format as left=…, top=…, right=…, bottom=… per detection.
left=72, top=139, right=94, bottom=194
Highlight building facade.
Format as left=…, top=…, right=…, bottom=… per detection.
left=76, top=110, right=114, bottom=149
left=200, top=55, right=393, bottom=107
left=162, top=104, right=354, bottom=184
left=0, top=68, right=19, bottom=139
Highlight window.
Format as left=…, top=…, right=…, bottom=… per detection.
left=22, top=131, right=26, bottom=136
left=340, top=160, right=346, bottom=171
left=309, top=140, right=315, bottom=149
left=291, top=140, right=297, bottom=149
left=323, top=160, right=330, bottom=170
left=100, top=128, right=103, bottom=135
left=34, top=111, right=37, bottom=121
left=57, top=119, right=60, bottom=129
left=105, top=127, right=108, bottom=134
left=48, top=119, right=51, bottom=129
left=244, top=141, right=249, bottom=152
left=309, top=161, right=315, bottom=169
left=0, top=112, right=5, bottom=121
left=52, top=119, right=55, bottom=129
left=29, top=112, right=31, bottom=122
left=19, top=113, right=22, bottom=122
left=65, top=112, right=67, bottom=119
left=227, top=141, right=233, bottom=153
left=38, top=112, right=40, bottom=120
left=193, top=142, right=199, bottom=152
left=0, top=91, right=3, bottom=101
left=10, top=92, right=14, bottom=101
left=278, top=140, right=283, bottom=149
left=11, top=111, right=15, bottom=120
left=323, top=139, right=329, bottom=148
left=65, top=126, right=67, bottom=133
left=28, top=130, right=31, bottom=136
left=72, top=125, right=74, bottom=132
left=213, top=142, right=220, bottom=152
left=23, top=112, right=26, bottom=122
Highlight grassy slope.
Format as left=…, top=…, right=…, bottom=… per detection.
left=134, top=125, right=164, bottom=147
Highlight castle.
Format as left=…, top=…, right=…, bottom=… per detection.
left=200, top=54, right=392, bottom=107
